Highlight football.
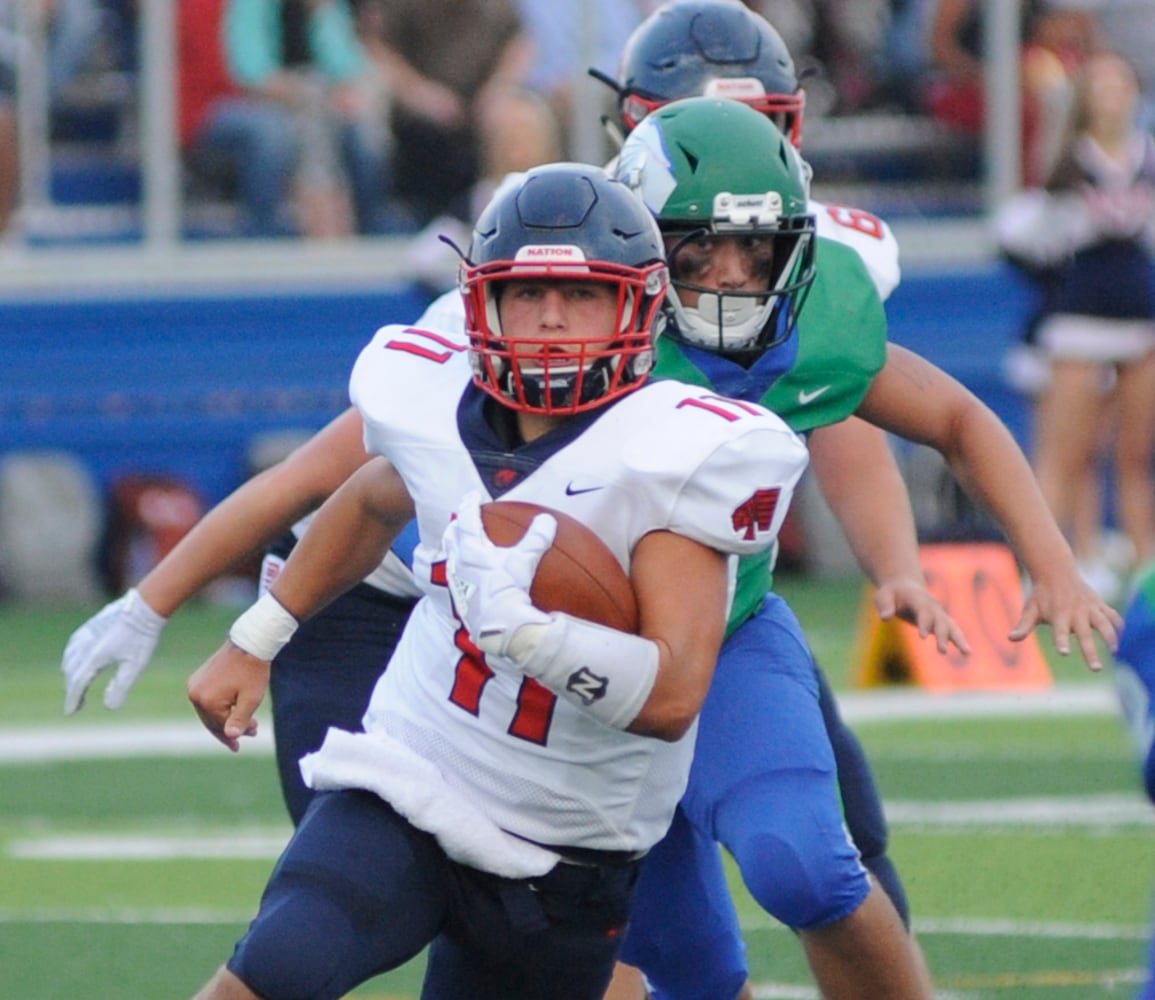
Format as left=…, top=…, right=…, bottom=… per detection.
left=480, top=500, right=639, bottom=634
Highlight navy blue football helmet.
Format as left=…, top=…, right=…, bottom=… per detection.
left=603, top=0, right=804, bottom=145
left=461, top=164, right=669, bottom=415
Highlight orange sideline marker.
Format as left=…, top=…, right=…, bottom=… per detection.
left=853, top=543, right=1053, bottom=692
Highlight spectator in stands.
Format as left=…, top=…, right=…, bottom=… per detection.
left=179, top=0, right=299, bottom=237
left=1076, top=0, right=1155, bottom=128
left=512, top=0, right=650, bottom=157
left=353, top=0, right=533, bottom=227
left=409, top=85, right=563, bottom=293
left=746, top=0, right=894, bottom=114
left=0, top=6, right=17, bottom=241
left=44, top=0, right=109, bottom=98
left=996, top=49, right=1155, bottom=598
left=0, top=0, right=122, bottom=242
left=223, top=0, right=393, bottom=238
left=926, top=0, right=1097, bottom=185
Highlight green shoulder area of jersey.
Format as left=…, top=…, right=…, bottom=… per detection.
left=765, top=236, right=888, bottom=433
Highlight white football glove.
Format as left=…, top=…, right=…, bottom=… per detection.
left=442, top=492, right=556, bottom=661
left=62, top=588, right=168, bottom=714
left=443, top=492, right=659, bottom=729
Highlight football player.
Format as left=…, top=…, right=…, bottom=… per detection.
left=1112, top=561, right=1155, bottom=1000
left=609, top=95, right=1120, bottom=1000
left=184, top=163, right=808, bottom=1000
left=60, top=4, right=1119, bottom=999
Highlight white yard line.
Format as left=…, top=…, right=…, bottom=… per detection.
left=8, top=829, right=292, bottom=860
left=0, top=684, right=1119, bottom=763
left=885, top=792, right=1154, bottom=827
left=0, top=720, right=275, bottom=762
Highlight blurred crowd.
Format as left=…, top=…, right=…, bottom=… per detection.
left=0, top=0, right=1153, bottom=245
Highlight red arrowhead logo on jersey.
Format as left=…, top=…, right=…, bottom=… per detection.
left=493, top=468, right=520, bottom=490
left=732, top=488, right=781, bottom=540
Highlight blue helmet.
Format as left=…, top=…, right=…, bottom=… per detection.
left=610, top=0, right=804, bottom=144
left=461, top=164, right=669, bottom=415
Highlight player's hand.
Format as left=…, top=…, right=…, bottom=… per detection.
left=874, top=578, right=970, bottom=655
left=1009, top=571, right=1123, bottom=672
left=186, top=642, right=267, bottom=752
left=442, top=492, right=556, bottom=661
left=61, top=589, right=168, bottom=714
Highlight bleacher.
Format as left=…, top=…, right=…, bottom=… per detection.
left=1, top=263, right=1034, bottom=510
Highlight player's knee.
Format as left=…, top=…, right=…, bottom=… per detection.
left=230, top=887, right=359, bottom=1000
left=731, top=830, right=868, bottom=931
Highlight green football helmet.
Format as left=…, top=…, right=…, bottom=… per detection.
left=614, top=96, right=816, bottom=355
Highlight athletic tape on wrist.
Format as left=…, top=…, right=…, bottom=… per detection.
left=507, top=613, right=659, bottom=729
left=228, top=592, right=299, bottom=662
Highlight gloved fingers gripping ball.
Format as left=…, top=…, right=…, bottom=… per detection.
left=443, top=492, right=557, bottom=659
left=445, top=495, right=655, bottom=729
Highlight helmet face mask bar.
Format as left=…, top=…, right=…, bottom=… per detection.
left=459, top=164, right=669, bottom=417
left=614, top=97, right=816, bottom=357
left=607, top=0, right=806, bottom=146
left=662, top=209, right=815, bottom=356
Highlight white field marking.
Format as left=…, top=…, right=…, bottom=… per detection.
left=912, top=916, right=1151, bottom=941
left=739, top=910, right=1151, bottom=942
left=747, top=986, right=978, bottom=1000
left=8, top=829, right=291, bottom=860
left=7, top=788, right=1148, bottom=867
left=744, top=983, right=988, bottom=1000
left=885, top=792, right=1155, bottom=828
left=836, top=684, right=1117, bottom=723
left=0, top=720, right=275, bottom=762
left=0, top=906, right=256, bottom=924
left=0, top=685, right=1117, bottom=764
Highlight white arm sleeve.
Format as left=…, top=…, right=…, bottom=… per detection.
left=504, top=614, right=660, bottom=730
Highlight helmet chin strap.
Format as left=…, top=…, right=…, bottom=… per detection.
left=505, top=359, right=613, bottom=411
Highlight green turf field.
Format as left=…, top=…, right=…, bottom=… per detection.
left=1, top=574, right=1151, bottom=999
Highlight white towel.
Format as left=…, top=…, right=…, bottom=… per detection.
left=299, top=727, right=560, bottom=879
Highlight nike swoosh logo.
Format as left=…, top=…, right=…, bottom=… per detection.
left=797, top=385, right=832, bottom=405
left=565, top=483, right=605, bottom=496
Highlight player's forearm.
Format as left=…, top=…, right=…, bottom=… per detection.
left=810, top=420, right=924, bottom=588
left=269, top=458, right=414, bottom=622
left=138, top=467, right=323, bottom=618
left=943, top=404, right=1078, bottom=580
left=626, top=532, right=728, bottom=740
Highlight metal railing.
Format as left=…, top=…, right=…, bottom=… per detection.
left=1, top=0, right=1021, bottom=294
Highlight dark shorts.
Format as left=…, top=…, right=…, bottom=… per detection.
left=229, top=789, right=641, bottom=1000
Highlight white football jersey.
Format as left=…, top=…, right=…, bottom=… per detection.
left=811, top=197, right=901, bottom=302
left=344, top=323, right=808, bottom=854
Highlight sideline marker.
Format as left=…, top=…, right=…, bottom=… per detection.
left=853, top=543, right=1054, bottom=692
